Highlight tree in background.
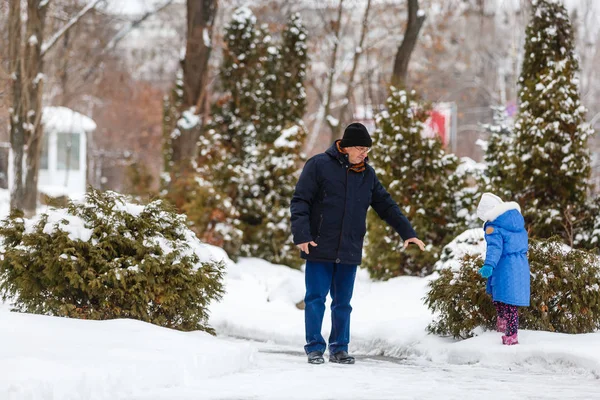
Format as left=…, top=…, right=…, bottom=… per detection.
left=176, top=9, right=309, bottom=267
left=391, top=0, right=425, bottom=88
left=479, top=107, right=515, bottom=200
left=364, top=88, right=471, bottom=278
left=7, top=0, right=101, bottom=216
left=164, top=70, right=242, bottom=258
left=163, top=0, right=218, bottom=194
left=237, top=13, right=309, bottom=267
left=198, top=7, right=266, bottom=258
left=508, top=0, right=592, bottom=240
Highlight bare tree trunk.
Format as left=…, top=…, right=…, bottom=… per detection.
left=8, top=0, right=25, bottom=212
left=22, top=0, right=49, bottom=217
left=391, top=0, right=425, bottom=88
left=324, top=0, right=345, bottom=144
left=334, top=0, right=372, bottom=137
left=59, top=30, right=70, bottom=106
left=170, top=0, right=218, bottom=166
left=9, top=0, right=100, bottom=215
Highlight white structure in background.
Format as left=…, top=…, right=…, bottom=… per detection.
left=40, top=107, right=95, bottom=195
left=9, top=107, right=96, bottom=197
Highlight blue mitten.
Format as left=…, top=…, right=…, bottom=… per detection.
left=479, top=264, right=493, bottom=278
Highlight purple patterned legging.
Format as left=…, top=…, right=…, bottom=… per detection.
left=494, top=301, right=519, bottom=336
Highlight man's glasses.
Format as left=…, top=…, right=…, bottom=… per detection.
left=354, top=146, right=371, bottom=154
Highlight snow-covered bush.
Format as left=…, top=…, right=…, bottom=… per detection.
left=426, top=238, right=600, bottom=339
left=0, top=189, right=224, bottom=334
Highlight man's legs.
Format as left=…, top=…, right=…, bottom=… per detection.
left=328, top=262, right=357, bottom=355
left=304, top=261, right=334, bottom=354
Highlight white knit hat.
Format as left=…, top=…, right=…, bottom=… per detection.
left=476, top=192, right=504, bottom=222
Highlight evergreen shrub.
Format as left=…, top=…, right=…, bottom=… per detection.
left=0, top=188, right=224, bottom=334
left=426, top=237, right=600, bottom=339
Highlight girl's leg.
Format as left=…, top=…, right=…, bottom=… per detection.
left=504, top=304, right=519, bottom=337
left=494, top=301, right=507, bottom=333
left=502, top=304, right=519, bottom=345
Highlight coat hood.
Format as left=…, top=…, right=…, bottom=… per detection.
left=488, top=205, right=525, bottom=233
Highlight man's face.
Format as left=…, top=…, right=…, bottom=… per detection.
left=345, top=146, right=371, bottom=164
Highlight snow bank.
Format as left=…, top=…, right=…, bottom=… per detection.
left=0, top=312, right=256, bottom=400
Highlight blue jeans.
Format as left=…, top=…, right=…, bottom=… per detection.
left=304, top=261, right=357, bottom=354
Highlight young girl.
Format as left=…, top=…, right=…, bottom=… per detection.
left=476, top=193, right=530, bottom=345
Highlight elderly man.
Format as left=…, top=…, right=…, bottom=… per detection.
left=291, top=122, right=425, bottom=365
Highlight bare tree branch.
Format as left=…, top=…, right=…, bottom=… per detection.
left=334, top=0, right=372, bottom=136
left=306, top=0, right=345, bottom=151
left=322, top=0, right=344, bottom=141
left=81, top=0, right=175, bottom=82
left=41, top=0, right=104, bottom=57
left=308, top=79, right=324, bottom=104
left=106, top=0, right=175, bottom=51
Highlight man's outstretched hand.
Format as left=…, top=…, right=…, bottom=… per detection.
left=297, top=241, right=318, bottom=254
left=404, top=237, right=425, bottom=251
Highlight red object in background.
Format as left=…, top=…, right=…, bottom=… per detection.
left=427, top=110, right=448, bottom=146
left=422, top=104, right=452, bottom=147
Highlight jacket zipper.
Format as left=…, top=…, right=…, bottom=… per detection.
left=316, top=214, right=324, bottom=240
left=335, top=165, right=350, bottom=262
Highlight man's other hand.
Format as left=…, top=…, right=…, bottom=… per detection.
left=297, top=241, right=318, bottom=254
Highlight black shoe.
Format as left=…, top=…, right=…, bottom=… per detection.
left=329, top=351, right=355, bottom=364
left=307, top=351, right=324, bottom=364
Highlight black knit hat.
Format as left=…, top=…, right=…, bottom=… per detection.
left=340, top=122, right=372, bottom=148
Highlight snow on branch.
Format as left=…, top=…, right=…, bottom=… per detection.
left=106, top=0, right=175, bottom=51
left=81, top=0, right=175, bottom=82
left=41, top=0, right=104, bottom=57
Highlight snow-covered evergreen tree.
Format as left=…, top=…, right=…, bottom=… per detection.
left=240, top=126, right=307, bottom=267
left=237, top=14, right=308, bottom=268
left=364, top=88, right=470, bottom=279
left=184, top=10, right=308, bottom=267
left=511, top=0, right=592, bottom=238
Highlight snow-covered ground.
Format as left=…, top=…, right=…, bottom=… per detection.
left=0, top=188, right=598, bottom=399
left=210, top=255, right=600, bottom=379
left=1, top=252, right=600, bottom=399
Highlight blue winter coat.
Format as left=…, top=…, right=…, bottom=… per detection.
left=483, top=205, right=530, bottom=306
left=290, top=142, right=417, bottom=265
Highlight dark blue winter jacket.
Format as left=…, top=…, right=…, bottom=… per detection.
left=290, top=142, right=417, bottom=265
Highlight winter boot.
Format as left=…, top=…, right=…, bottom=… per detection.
left=496, top=317, right=507, bottom=333
left=502, top=333, right=519, bottom=345
left=329, top=351, right=355, bottom=364
left=307, top=351, right=324, bottom=364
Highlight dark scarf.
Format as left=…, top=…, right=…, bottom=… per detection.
left=336, top=140, right=366, bottom=173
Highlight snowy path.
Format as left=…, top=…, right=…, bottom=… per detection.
left=135, top=339, right=600, bottom=400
